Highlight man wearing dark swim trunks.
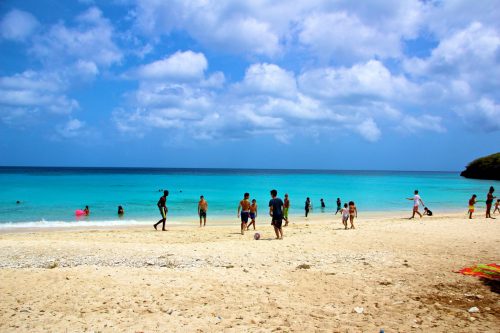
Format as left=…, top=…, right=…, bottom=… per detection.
left=198, top=195, right=208, bottom=227
left=269, top=189, right=284, bottom=239
left=238, top=192, right=251, bottom=235
left=154, top=190, right=169, bottom=231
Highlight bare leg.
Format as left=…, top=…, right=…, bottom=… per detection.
left=273, top=226, right=280, bottom=239
left=350, top=216, right=355, bottom=229
left=203, top=217, right=206, bottom=226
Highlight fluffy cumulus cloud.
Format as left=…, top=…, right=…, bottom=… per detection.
left=298, top=60, right=416, bottom=101
left=0, top=9, right=39, bottom=41
left=31, top=7, right=122, bottom=69
left=113, top=50, right=221, bottom=140
left=403, top=21, right=500, bottom=131
left=456, top=98, right=500, bottom=132
left=129, top=0, right=425, bottom=62
left=235, top=63, right=297, bottom=98
left=3, top=0, right=499, bottom=147
left=0, top=71, right=78, bottom=125
left=0, top=6, right=123, bottom=134
left=131, top=0, right=282, bottom=57
left=136, top=51, right=208, bottom=81
left=55, top=118, right=86, bottom=138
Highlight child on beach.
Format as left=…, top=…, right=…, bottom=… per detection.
left=494, top=199, right=500, bottom=214
left=283, top=194, right=290, bottom=226
left=198, top=195, right=208, bottom=227
left=341, top=203, right=349, bottom=229
left=423, top=207, right=433, bottom=216
left=237, top=193, right=251, bottom=235
left=468, top=194, right=477, bottom=219
left=348, top=201, right=357, bottom=229
left=247, top=199, right=258, bottom=230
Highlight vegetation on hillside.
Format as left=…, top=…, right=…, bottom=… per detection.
left=460, top=153, right=500, bottom=180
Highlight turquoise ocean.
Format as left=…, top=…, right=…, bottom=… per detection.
left=0, top=167, right=497, bottom=228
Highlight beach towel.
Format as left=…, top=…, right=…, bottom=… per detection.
left=458, top=263, right=500, bottom=281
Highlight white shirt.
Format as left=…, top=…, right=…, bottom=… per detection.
left=413, top=194, right=421, bottom=206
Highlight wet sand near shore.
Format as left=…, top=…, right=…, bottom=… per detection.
left=0, top=212, right=498, bottom=332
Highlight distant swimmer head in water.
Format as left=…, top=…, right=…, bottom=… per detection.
left=16, top=200, right=21, bottom=204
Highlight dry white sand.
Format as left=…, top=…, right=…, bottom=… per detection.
left=0, top=212, right=499, bottom=332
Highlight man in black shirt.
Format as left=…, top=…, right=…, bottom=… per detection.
left=269, top=189, right=284, bottom=239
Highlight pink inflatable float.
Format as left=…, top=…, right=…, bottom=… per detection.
left=75, top=209, right=86, bottom=216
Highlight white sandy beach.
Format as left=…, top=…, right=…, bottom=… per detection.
left=0, top=212, right=499, bottom=332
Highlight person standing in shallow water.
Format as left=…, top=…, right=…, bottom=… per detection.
left=154, top=190, right=169, bottom=231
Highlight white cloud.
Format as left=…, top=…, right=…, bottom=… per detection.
left=235, top=63, right=297, bottom=98
left=398, top=115, right=446, bottom=134
left=136, top=51, right=208, bottom=80
left=31, top=7, right=122, bottom=68
left=0, top=9, right=39, bottom=41
left=56, top=118, right=86, bottom=138
left=354, top=118, right=381, bottom=142
left=425, top=1, right=500, bottom=38
left=132, top=0, right=281, bottom=57
left=299, top=60, right=416, bottom=101
left=456, top=98, right=500, bottom=132
left=0, top=71, right=78, bottom=124
left=298, top=12, right=400, bottom=62
left=128, top=0, right=427, bottom=62
left=402, top=22, right=500, bottom=131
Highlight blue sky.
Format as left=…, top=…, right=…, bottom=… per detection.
left=0, top=0, right=499, bottom=171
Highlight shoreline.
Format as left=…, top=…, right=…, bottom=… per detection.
left=0, top=209, right=483, bottom=234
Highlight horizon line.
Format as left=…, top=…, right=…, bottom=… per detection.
left=0, top=165, right=461, bottom=173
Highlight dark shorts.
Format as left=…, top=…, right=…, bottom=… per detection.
left=199, top=210, right=207, bottom=218
left=272, top=216, right=283, bottom=228
left=249, top=212, right=256, bottom=220
left=241, top=212, right=249, bottom=223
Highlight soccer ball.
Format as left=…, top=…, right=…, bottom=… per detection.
left=254, top=232, right=261, bottom=240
